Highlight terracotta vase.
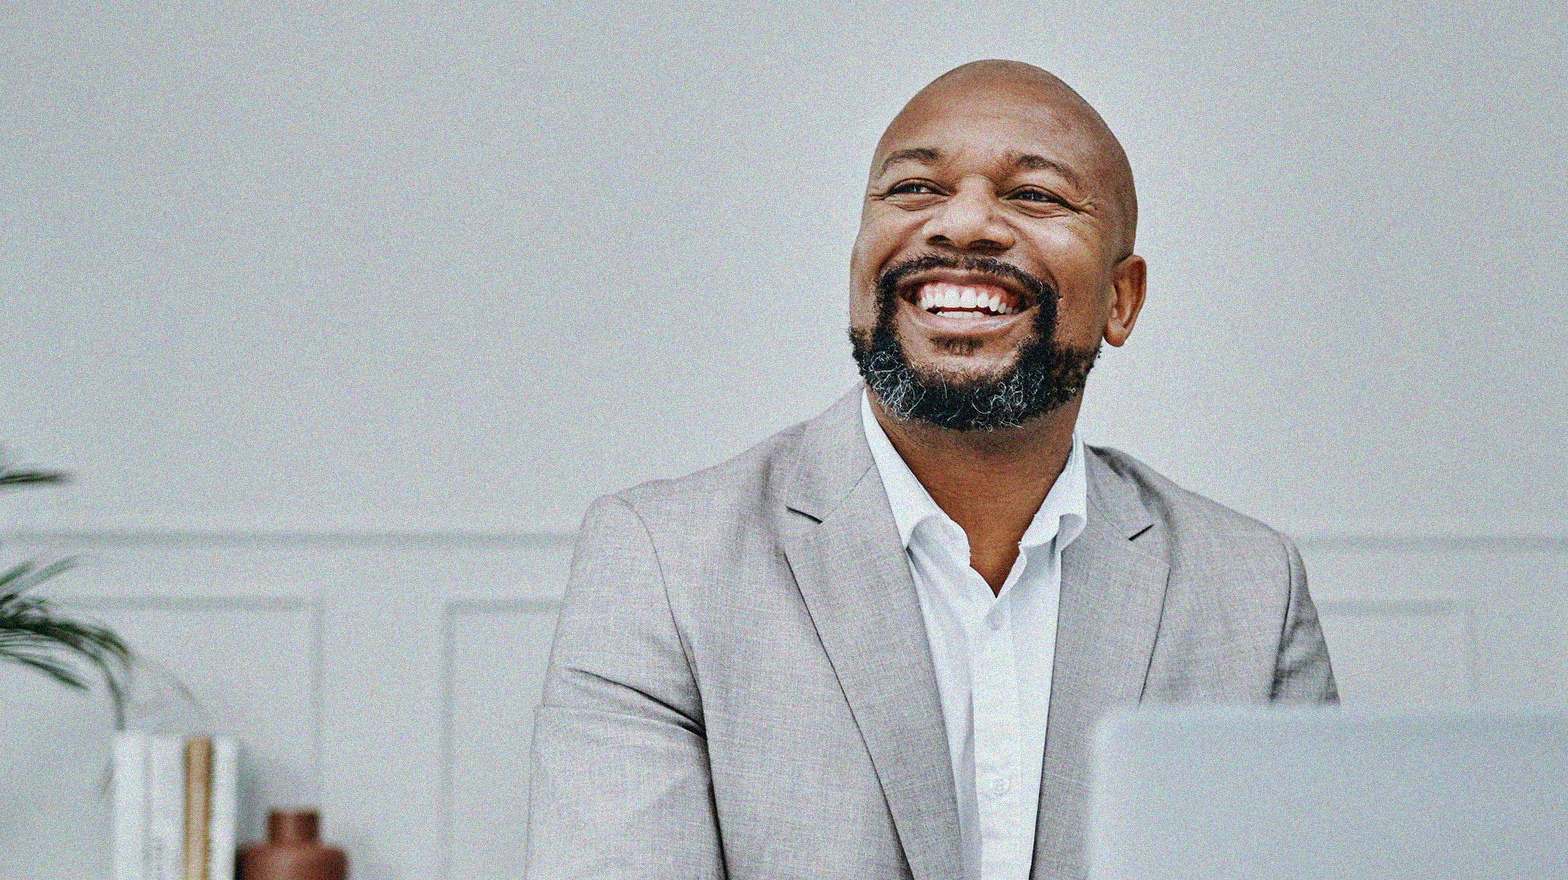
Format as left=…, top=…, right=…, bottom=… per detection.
left=237, top=809, right=348, bottom=880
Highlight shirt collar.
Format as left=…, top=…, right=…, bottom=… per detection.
left=860, top=390, right=1088, bottom=552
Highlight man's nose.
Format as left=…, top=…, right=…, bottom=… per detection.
left=922, top=186, right=1015, bottom=252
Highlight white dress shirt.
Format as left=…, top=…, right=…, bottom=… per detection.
left=861, top=392, right=1088, bottom=880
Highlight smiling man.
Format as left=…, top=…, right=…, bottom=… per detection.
left=526, top=61, right=1336, bottom=880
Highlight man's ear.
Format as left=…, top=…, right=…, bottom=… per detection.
left=1104, top=254, right=1147, bottom=347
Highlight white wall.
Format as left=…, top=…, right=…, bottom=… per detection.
left=3, top=2, right=1565, bottom=877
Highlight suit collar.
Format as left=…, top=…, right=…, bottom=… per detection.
left=1083, top=446, right=1157, bottom=542
left=787, top=391, right=1137, bottom=536
left=783, top=387, right=868, bottom=522
left=861, top=389, right=1091, bottom=554
left=1031, top=448, right=1171, bottom=879
left=781, top=387, right=966, bottom=880
left=781, top=393, right=1171, bottom=880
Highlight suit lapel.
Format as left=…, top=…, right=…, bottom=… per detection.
left=780, top=390, right=965, bottom=880
left=1032, top=450, right=1170, bottom=878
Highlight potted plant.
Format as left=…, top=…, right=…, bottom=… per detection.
left=1, top=462, right=132, bottom=726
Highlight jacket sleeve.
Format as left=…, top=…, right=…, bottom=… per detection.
left=525, top=495, right=725, bottom=879
left=1269, top=534, right=1339, bottom=703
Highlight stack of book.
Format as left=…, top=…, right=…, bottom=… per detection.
left=112, top=732, right=239, bottom=880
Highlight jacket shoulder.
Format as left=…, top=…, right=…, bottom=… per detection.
left=605, top=418, right=812, bottom=529
left=1086, top=444, right=1295, bottom=551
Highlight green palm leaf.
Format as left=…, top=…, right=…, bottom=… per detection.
left=0, top=469, right=69, bottom=488
left=1, top=558, right=133, bottom=726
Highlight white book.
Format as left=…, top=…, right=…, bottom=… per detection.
left=206, top=738, right=239, bottom=880
left=144, top=735, right=186, bottom=880
left=111, top=731, right=149, bottom=880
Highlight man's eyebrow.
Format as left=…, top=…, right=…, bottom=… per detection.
left=1012, top=153, right=1086, bottom=189
left=876, top=148, right=1088, bottom=190
left=876, top=147, right=942, bottom=177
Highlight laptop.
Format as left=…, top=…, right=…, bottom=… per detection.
left=1087, top=705, right=1568, bottom=880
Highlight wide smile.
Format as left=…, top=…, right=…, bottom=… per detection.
left=896, top=271, right=1035, bottom=334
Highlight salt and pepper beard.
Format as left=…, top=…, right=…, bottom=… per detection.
left=849, top=254, right=1100, bottom=431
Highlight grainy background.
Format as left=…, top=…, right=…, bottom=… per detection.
left=3, top=2, right=1564, bottom=877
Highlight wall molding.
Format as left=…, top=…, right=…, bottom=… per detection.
left=1314, top=597, right=1459, bottom=616
left=10, top=526, right=1568, bottom=552
left=1296, top=532, right=1568, bottom=552
left=438, top=598, right=560, bottom=880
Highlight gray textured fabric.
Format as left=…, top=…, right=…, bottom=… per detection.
left=525, top=389, right=1336, bottom=880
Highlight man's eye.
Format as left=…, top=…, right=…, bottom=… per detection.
left=1010, top=189, right=1059, bottom=203
left=887, top=181, right=938, bottom=196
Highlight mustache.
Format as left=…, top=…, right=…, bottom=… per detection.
left=873, top=254, right=1054, bottom=307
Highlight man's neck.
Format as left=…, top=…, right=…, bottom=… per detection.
left=870, top=394, right=1080, bottom=595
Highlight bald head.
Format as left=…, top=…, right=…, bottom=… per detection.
left=873, top=60, right=1138, bottom=255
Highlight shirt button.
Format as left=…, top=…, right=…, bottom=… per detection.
left=989, top=776, right=1011, bottom=797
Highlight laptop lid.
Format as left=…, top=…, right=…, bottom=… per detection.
left=1087, top=706, right=1568, bottom=880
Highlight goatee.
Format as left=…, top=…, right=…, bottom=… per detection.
left=848, top=254, right=1100, bottom=431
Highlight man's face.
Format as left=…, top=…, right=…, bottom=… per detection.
left=848, top=74, right=1144, bottom=430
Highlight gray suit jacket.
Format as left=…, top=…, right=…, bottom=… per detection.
left=526, top=390, right=1336, bottom=880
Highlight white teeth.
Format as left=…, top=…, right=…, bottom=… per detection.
left=914, top=282, right=1019, bottom=316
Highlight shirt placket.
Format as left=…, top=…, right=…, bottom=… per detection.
left=971, top=588, right=1024, bottom=878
